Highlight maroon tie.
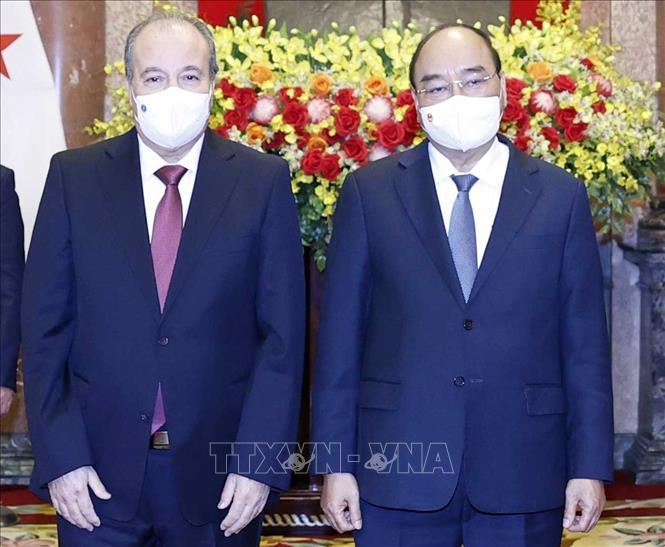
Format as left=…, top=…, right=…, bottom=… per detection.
left=150, top=164, right=187, bottom=434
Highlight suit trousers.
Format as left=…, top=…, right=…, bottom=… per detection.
left=56, top=449, right=263, bottom=547
left=353, top=458, right=564, bottom=547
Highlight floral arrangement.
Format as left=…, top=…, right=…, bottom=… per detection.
left=89, top=0, right=664, bottom=270
left=491, top=1, right=664, bottom=237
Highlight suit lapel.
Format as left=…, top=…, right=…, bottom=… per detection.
left=468, top=140, right=542, bottom=302
left=98, top=129, right=161, bottom=322
left=394, top=142, right=466, bottom=311
left=160, top=130, right=239, bottom=318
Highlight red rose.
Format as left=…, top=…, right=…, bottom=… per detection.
left=517, top=110, right=531, bottom=133
left=321, top=127, right=343, bottom=145
left=334, top=88, right=358, bottom=106
left=263, top=131, right=285, bottom=151
left=214, top=126, right=229, bottom=139
left=283, top=102, right=309, bottom=130
left=279, top=86, right=304, bottom=104
left=580, top=58, right=595, bottom=71
left=396, top=89, right=414, bottom=107
left=297, top=133, right=310, bottom=148
left=564, top=122, right=588, bottom=142
left=320, top=153, right=342, bottom=180
left=377, top=119, right=406, bottom=150
left=502, top=99, right=527, bottom=123
left=528, top=89, right=557, bottom=115
left=334, top=106, right=361, bottom=138
left=402, top=130, right=415, bottom=148
left=223, top=108, right=249, bottom=131
left=555, top=106, right=578, bottom=129
left=233, top=88, right=257, bottom=113
left=514, top=132, right=531, bottom=152
left=218, top=78, right=238, bottom=98
left=403, top=105, right=421, bottom=134
left=342, top=135, right=369, bottom=164
left=552, top=75, right=577, bottom=93
left=506, top=77, right=528, bottom=102
left=540, top=126, right=560, bottom=150
left=301, top=149, right=323, bottom=176
left=592, top=100, right=606, bottom=114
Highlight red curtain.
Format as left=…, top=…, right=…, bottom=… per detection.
left=198, top=0, right=265, bottom=27
left=510, top=0, right=569, bottom=26
left=198, top=1, right=565, bottom=29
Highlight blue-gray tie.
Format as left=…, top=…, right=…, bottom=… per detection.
left=449, top=174, right=479, bottom=302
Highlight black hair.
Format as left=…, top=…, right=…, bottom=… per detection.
left=409, top=23, right=502, bottom=89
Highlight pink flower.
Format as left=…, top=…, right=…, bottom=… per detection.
left=364, top=96, right=393, bottom=124
left=368, top=144, right=391, bottom=162
left=306, top=97, right=332, bottom=124
left=251, top=96, right=280, bottom=125
left=593, top=74, right=613, bottom=97
left=528, top=89, right=557, bottom=115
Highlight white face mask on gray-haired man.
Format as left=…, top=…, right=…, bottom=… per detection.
left=126, top=19, right=214, bottom=161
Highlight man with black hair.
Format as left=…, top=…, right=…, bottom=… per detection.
left=313, top=24, right=612, bottom=547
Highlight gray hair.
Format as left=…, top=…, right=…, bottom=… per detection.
left=124, top=11, right=219, bottom=82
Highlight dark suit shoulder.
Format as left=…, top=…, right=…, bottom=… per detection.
left=1, top=164, right=15, bottom=195
left=528, top=154, right=583, bottom=202
left=209, top=132, right=287, bottom=170
left=208, top=134, right=290, bottom=198
left=50, top=132, right=131, bottom=171
left=347, top=145, right=421, bottom=194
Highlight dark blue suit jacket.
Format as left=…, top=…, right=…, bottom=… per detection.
left=312, top=136, right=613, bottom=514
left=1, top=165, right=24, bottom=391
left=22, top=129, right=305, bottom=524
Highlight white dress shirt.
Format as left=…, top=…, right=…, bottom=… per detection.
left=428, top=137, right=510, bottom=267
left=138, top=134, right=205, bottom=241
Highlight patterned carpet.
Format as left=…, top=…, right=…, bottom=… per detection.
left=1, top=475, right=663, bottom=546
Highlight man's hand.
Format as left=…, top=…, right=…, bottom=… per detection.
left=320, top=472, right=362, bottom=533
left=563, top=478, right=605, bottom=533
left=48, top=466, right=111, bottom=531
left=0, top=387, right=15, bottom=415
left=218, top=473, right=269, bottom=537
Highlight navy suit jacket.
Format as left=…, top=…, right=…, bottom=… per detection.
left=22, top=129, right=305, bottom=524
left=312, top=135, right=613, bottom=514
left=1, top=165, right=24, bottom=391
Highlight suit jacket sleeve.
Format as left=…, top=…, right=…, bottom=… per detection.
left=0, top=167, right=24, bottom=391
left=22, top=155, right=93, bottom=487
left=311, top=173, right=371, bottom=474
left=229, top=159, right=306, bottom=490
left=560, top=181, right=614, bottom=482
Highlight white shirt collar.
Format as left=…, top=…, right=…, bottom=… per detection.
left=428, top=136, right=504, bottom=189
left=137, top=132, right=205, bottom=180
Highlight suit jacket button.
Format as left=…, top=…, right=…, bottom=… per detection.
left=140, top=414, right=149, bottom=422
left=463, top=319, right=474, bottom=331
left=158, top=336, right=169, bottom=346
left=453, top=376, right=466, bottom=387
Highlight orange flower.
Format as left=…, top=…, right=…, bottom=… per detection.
left=311, top=73, right=333, bottom=96
left=249, top=63, right=273, bottom=84
left=246, top=122, right=266, bottom=144
left=527, top=62, right=553, bottom=84
left=307, top=135, right=328, bottom=152
left=366, top=123, right=379, bottom=140
left=364, top=76, right=389, bottom=96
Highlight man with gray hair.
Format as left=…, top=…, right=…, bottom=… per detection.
left=22, top=11, right=305, bottom=546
